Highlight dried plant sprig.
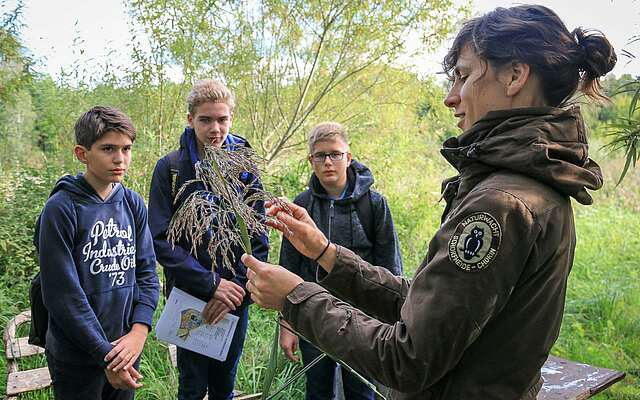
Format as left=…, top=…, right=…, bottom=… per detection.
left=260, top=317, right=388, bottom=400
left=167, top=143, right=277, bottom=275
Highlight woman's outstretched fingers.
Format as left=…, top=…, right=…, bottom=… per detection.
left=273, top=210, right=327, bottom=259
left=265, top=197, right=294, bottom=217
left=266, top=198, right=311, bottom=223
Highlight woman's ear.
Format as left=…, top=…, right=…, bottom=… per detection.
left=505, top=62, right=531, bottom=97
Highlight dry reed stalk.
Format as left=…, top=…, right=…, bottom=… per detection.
left=167, top=144, right=288, bottom=275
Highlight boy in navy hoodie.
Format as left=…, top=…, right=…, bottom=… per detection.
left=37, top=106, right=160, bottom=399
left=148, top=79, right=269, bottom=400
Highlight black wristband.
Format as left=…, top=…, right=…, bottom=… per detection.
left=313, top=241, right=331, bottom=262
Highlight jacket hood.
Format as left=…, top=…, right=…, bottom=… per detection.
left=179, top=127, right=192, bottom=150
left=50, top=174, right=123, bottom=203
left=178, top=127, right=249, bottom=152
left=441, top=106, right=603, bottom=205
left=309, top=159, right=374, bottom=203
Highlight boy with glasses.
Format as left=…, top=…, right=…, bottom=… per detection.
left=278, top=122, right=402, bottom=400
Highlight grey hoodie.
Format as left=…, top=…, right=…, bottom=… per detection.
left=279, top=159, right=402, bottom=283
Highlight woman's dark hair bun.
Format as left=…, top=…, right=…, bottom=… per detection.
left=444, top=5, right=618, bottom=106
left=573, top=27, right=617, bottom=79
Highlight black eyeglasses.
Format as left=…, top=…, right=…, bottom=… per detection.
left=310, top=152, right=348, bottom=164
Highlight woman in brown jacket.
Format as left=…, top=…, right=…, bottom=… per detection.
left=243, top=5, right=617, bottom=399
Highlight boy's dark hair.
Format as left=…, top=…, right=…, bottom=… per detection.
left=443, top=5, right=617, bottom=106
left=74, top=106, right=136, bottom=149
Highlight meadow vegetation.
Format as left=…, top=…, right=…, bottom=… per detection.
left=1, top=0, right=638, bottom=398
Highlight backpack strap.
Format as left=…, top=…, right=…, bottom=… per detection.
left=354, top=191, right=375, bottom=244
left=161, top=149, right=180, bottom=298
left=30, top=214, right=46, bottom=347
left=166, top=150, right=180, bottom=200
left=121, top=187, right=138, bottom=227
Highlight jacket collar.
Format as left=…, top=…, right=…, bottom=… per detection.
left=440, top=106, right=603, bottom=205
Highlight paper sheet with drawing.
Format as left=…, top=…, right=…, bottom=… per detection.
left=155, top=287, right=238, bottom=361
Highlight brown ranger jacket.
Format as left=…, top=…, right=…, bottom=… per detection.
left=281, top=107, right=603, bottom=399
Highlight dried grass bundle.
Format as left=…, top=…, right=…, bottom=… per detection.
left=167, top=144, right=285, bottom=274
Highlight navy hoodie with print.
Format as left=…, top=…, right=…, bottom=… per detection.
left=37, top=174, right=159, bottom=368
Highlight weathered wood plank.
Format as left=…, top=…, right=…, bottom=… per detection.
left=538, top=355, right=626, bottom=399
left=3, top=311, right=32, bottom=374
left=6, top=367, right=52, bottom=396
left=332, top=355, right=625, bottom=400
left=6, top=337, right=45, bottom=359
left=3, top=311, right=31, bottom=343
left=234, top=394, right=263, bottom=400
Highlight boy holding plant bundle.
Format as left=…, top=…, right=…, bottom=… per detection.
left=36, top=106, right=160, bottom=399
left=278, top=122, right=403, bottom=400
left=148, top=79, right=269, bottom=400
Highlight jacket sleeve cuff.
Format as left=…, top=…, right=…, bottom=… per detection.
left=316, top=245, right=360, bottom=287
left=131, top=303, right=156, bottom=329
left=282, top=282, right=328, bottom=322
left=92, top=340, right=114, bottom=369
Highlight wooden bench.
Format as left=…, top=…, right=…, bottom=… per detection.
left=538, top=355, right=625, bottom=399
left=3, top=311, right=50, bottom=399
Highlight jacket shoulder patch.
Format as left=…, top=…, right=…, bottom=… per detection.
left=448, top=212, right=501, bottom=272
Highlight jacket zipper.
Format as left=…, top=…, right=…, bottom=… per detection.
left=328, top=199, right=354, bottom=336
left=328, top=200, right=335, bottom=242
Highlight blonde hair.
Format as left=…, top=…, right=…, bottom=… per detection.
left=307, top=122, right=349, bottom=153
left=187, top=79, right=236, bottom=114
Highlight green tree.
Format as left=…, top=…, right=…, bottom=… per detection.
left=0, top=0, right=37, bottom=162
left=0, top=0, right=31, bottom=105
left=126, top=0, right=468, bottom=164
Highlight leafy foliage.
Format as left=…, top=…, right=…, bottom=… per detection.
left=606, top=77, right=640, bottom=184
left=0, top=0, right=32, bottom=105
left=261, top=322, right=280, bottom=399
left=126, top=0, right=467, bottom=164
left=1, top=1, right=639, bottom=398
